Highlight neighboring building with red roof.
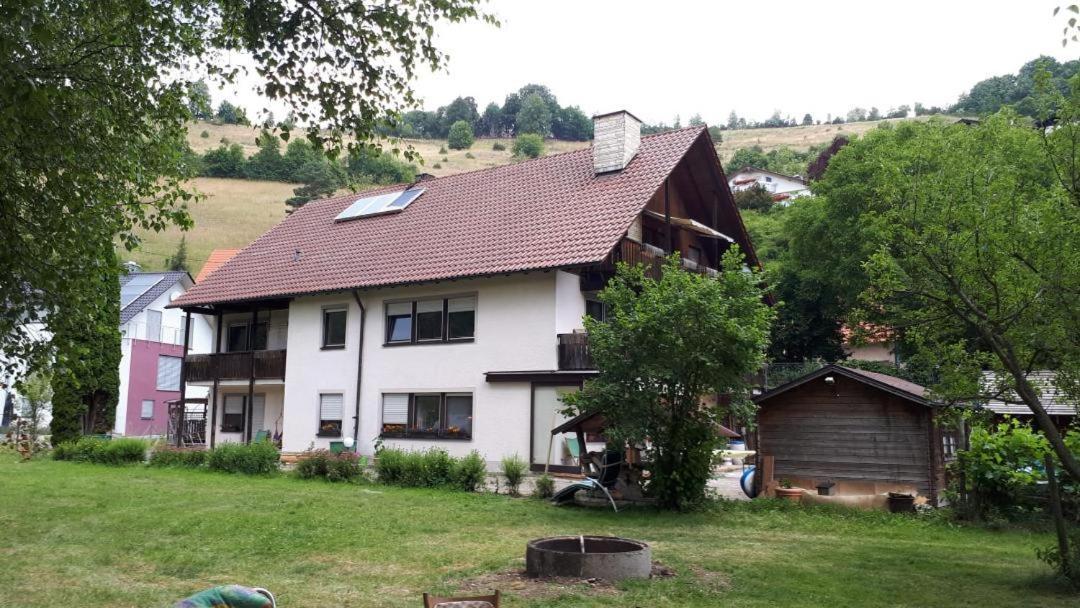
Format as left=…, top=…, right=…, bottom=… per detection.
left=195, top=248, right=241, bottom=283
left=167, top=111, right=760, bottom=467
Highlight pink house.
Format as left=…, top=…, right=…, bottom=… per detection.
left=115, top=271, right=212, bottom=437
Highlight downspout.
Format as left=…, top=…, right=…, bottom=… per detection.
left=351, top=291, right=366, bottom=450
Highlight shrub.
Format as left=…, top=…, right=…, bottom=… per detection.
left=534, top=473, right=555, bottom=499
left=501, top=454, right=528, bottom=496
left=200, top=130, right=209, bottom=138
left=464, top=152, right=475, bottom=159
left=149, top=447, right=207, bottom=468
left=200, top=143, right=247, bottom=178
left=295, top=449, right=363, bottom=483
left=492, top=142, right=506, bottom=151
left=453, top=451, right=488, bottom=492
left=206, top=441, right=279, bottom=475
left=438, top=145, right=448, bottom=154
left=447, top=120, right=474, bottom=150
left=441, top=156, right=448, bottom=162
left=949, top=419, right=1050, bottom=521
left=512, top=133, right=544, bottom=159
left=376, top=447, right=487, bottom=491
left=432, top=163, right=442, bottom=169
left=52, top=437, right=146, bottom=465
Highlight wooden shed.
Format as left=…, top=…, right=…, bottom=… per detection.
left=753, top=364, right=948, bottom=505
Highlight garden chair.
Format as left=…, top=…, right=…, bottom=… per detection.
left=422, top=590, right=500, bottom=608
left=253, top=430, right=270, bottom=443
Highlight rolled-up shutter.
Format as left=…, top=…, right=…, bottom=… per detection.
left=382, top=393, right=409, bottom=425
left=319, top=393, right=344, bottom=422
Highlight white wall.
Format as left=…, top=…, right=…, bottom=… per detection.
left=212, top=384, right=285, bottom=444
left=728, top=170, right=809, bottom=198
left=280, top=273, right=563, bottom=466
left=554, top=270, right=587, bottom=334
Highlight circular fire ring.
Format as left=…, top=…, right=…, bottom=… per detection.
left=525, top=536, right=651, bottom=581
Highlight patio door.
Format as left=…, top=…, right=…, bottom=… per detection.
left=251, top=394, right=266, bottom=433
left=530, top=384, right=580, bottom=472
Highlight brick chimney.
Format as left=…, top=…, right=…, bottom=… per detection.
left=592, top=110, right=642, bottom=174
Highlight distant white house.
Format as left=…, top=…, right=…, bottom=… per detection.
left=727, top=166, right=810, bottom=203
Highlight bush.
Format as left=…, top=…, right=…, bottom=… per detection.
left=206, top=441, right=279, bottom=475
left=52, top=437, right=146, bottom=465
left=432, top=163, right=442, bottom=169
left=295, top=449, right=364, bottom=483
left=200, top=130, right=209, bottom=138
left=512, top=133, right=544, bottom=159
left=534, top=473, right=555, bottom=499
left=949, top=419, right=1050, bottom=521
left=376, top=447, right=487, bottom=491
left=464, top=152, right=475, bottom=159
left=453, top=451, right=488, bottom=492
left=149, top=447, right=207, bottom=468
left=438, top=145, right=448, bottom=154
left=447, top=120, right=475, bottom=150
left=492, top=142, right=506, bottom=151
left=200, top=143, right=247, bottom=178
left=501, top=454, right=528, bottom=495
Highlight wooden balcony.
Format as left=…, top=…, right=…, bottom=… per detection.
left=606, top=238, right=717, bottom=279
left=183, top=350, right=287, bottom=383
left=557, top=333, right=594, bottom=370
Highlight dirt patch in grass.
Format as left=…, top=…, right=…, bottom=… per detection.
left=455, top=561, right=679, bottom=601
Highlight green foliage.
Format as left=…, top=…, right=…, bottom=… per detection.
left=726, top=145, right=821, bottom=176
left=438, top=145, right=448, bottom=154
left=464, top=152, right=475, bottom=159
left=516, top=92, right=553, bottom=136
left=294, top=450, right=364, bottom=483
left=1036, top=528, right=1080, bottom=588
left=49, top=244, right=121, bottom=444
left=492, top=142, right=506, bottom=151
left=739, top=207, right=788, bottom=275
left=447, top=120, right=475, bottom=150
left=166, top=236, right=189, bottom=272
left=214, top=100, right=250, bottom=125
left=375, top=447, right=488, bottom=491
left=950, top=420, right=1053, bottom=522
left=188, top=80, right=213, bottom=120
left=199, top=130, right=210, bottom=138
left=533, top=473, right=555, bottom=499
left=553, top=106, right=593, bottom=141
left=563, top=252, right=773, bottom=509
left=512, top=133, right=544, bottom=159
left=200, top=143, right=247, bottom=178
left=52, top=437, right=147, bottom=465
left=733, top=184, right=775, bottom=211
left=244, top=132, right=286, bottom=181
left=205, top=441, right=280, bottom=475
left=500, top=454, right=527, bottom=495
left=149, top=447, right=207, bottom=468
left=952, top=56, right=1080, bottom=117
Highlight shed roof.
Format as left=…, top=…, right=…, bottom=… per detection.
left=982, top=371, right=1077, bottom=416
left=754, top=364, right=933, bottom=407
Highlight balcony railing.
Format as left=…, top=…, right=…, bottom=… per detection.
left=607, top=238, right=717, bottom=279
left=184, top=350, right=287, bottom=383
left=557, top=333, right=594, bottom=370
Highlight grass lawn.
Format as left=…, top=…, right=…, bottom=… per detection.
left=2, top=457, right=1072, bottom=608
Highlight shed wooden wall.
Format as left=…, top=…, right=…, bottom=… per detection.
left=757, top=374, right=938, bottom=500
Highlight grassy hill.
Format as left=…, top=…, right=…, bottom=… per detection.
left=130, top=117, right=934, bottom=274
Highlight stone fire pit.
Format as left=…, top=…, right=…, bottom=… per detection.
left=525, top=536, right=651, bottom=581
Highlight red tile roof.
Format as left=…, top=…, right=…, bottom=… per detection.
left=172, top=127, right=710, bottom=308
left=195, top=248, right=241, bottom=283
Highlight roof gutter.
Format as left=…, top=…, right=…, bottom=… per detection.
left=351, top=290, right=366, bottom=450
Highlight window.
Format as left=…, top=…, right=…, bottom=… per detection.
left=415, top=300, right=444, bottom=341
left=385, top=302, right=413, bottom=343
left=318, top=393, right=344, bottom=437
left=140, top=399, right=154, bottom=420
left=943, top=433, right=959, bottom=460
left=585, top=299, right=606, bottom=323
left=322, top=307, right=347, bottom=348
left=227, top=321, right=268, bottom=351
left=156, top=355, right=181, bottom=391
left=146, top=309, right=162, bottom=342
left=385, top=296, right=475, bottom=345
left=381, top=393, right=473, bottom=439
left=764, top=175, right=773, bottom=183
left=222, top=395, right=245, bottom=433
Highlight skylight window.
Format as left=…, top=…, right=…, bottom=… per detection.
left=335, top=188, right=425, bottom=222
left=120, top=275, right=163, bottom=308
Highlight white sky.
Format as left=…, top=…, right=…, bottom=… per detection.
left=220, top=0, right=1079, bottom=126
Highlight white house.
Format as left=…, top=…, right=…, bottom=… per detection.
left=168, top=111, right=761, bottom=470
left=727, top=166, right=810, bottom=203
left=115, top=271, right=212, bottom=438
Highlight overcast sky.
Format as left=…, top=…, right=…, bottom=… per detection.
left=221, top=1, right=1079, bottom=126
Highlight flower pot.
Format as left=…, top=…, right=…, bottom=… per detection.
left=887, top=492, right=915, bottom=513
left=776, top=487, right=802, bottom=503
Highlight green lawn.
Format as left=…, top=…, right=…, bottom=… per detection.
left=0, top=455, right=1073, bottom=608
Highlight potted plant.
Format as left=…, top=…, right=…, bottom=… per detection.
left=775, top=479, right=802, bottom=502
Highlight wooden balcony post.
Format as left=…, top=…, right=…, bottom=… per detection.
left=210, top=310, right=222, bottom=448
left=176, top=310, right=191, bottom=447
left=246, top=308, right=257, bottom=443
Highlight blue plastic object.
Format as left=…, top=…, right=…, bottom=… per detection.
left=740, top=466, right=757, bottom=498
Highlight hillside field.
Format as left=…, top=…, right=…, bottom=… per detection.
left=132, top=117, right=938, bottom=273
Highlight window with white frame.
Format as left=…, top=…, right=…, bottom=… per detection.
left=380, top=392, right=472, bottom=439
left=156, top=355, right=182, bottom=391
left=222, top=395, right=245, bottom=433
left=322, top=307, right=347, bottom=348
left=140, top=399, right=154, bottom=420
left=146, top=309, right=162, bottom=342
left=318, top=393, right=344, bottom=437
left=384, top=296, right=475, bottom=344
